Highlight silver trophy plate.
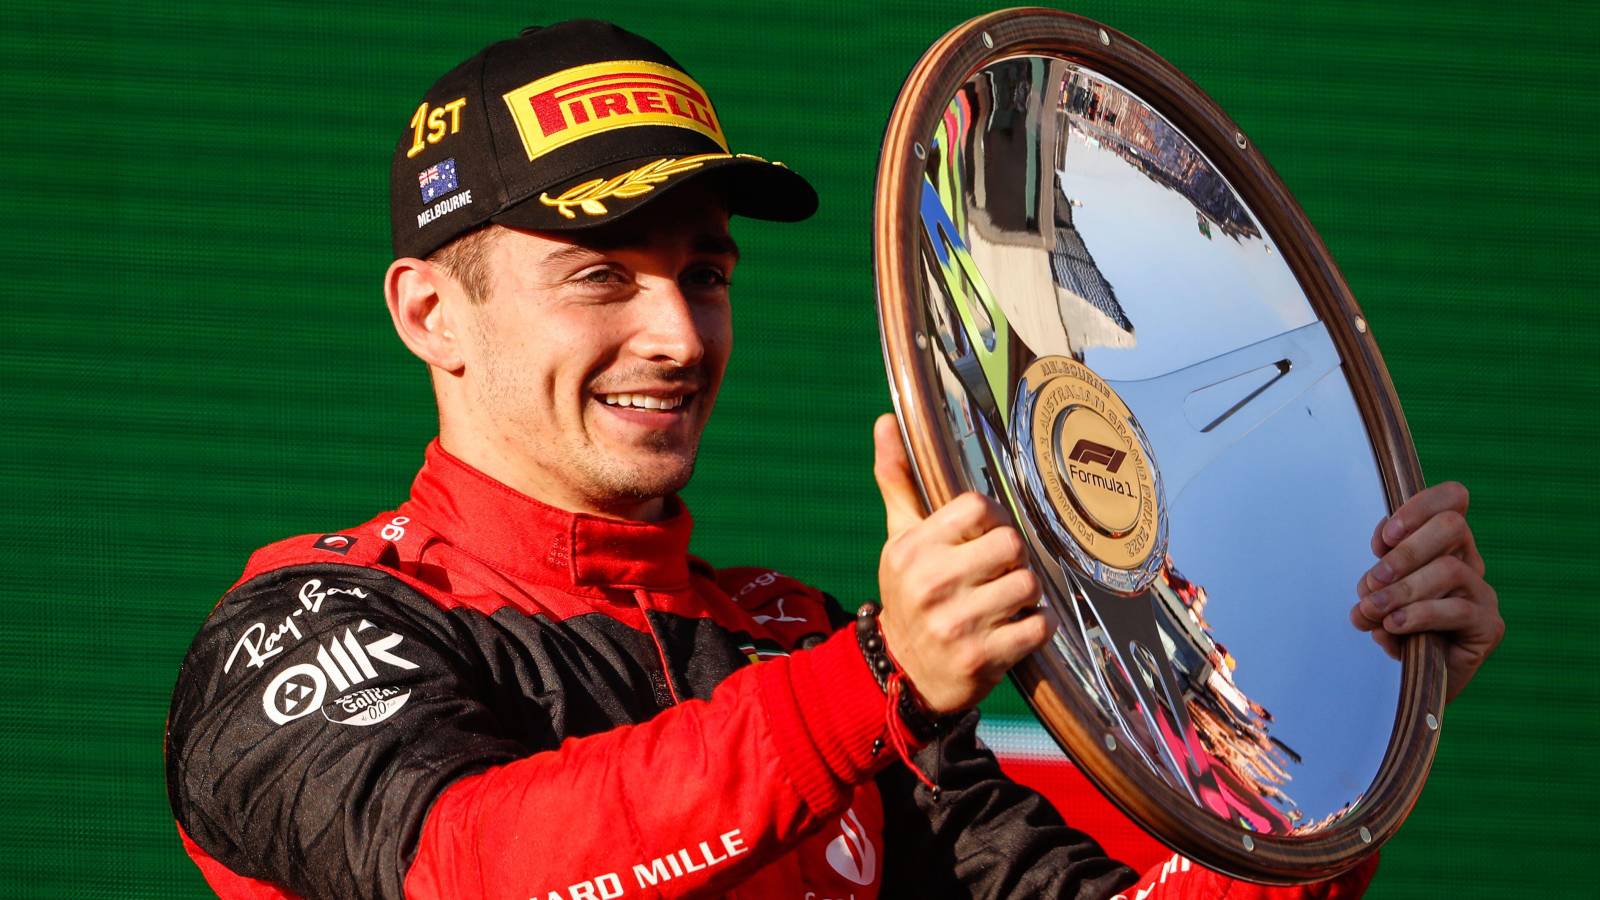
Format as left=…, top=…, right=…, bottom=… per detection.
left=874, top=9, right=1446, bottom=883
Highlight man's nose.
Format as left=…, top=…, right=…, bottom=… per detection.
left=631, top=281, right=706, bottom=368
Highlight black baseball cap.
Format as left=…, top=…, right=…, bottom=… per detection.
left=391, top=19, right=818, bottom=260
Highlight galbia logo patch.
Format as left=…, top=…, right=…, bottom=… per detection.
left=824, top=807, right=877, bottom=886
left=261, top=620, right=417, bottom=725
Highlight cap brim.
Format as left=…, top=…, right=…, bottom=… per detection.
left=492, top=152, right=817, bottom=232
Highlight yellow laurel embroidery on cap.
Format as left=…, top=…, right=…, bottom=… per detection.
left=539, top=153, right=732, bottom=219
left=734, top=153, right=786, bottom=168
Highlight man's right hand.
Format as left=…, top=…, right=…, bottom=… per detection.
left=871, top=413, right=1052, bottom=715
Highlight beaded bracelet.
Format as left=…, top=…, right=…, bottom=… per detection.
left=854, top=602, right=942, bottom=745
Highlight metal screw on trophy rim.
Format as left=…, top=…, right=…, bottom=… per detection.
left=982, top=31, right=994, bottom=49
left=1098, top=28, right=1110, bottom=46
left=1242, top=835, right=1255, bottom=852
left=1103, top=733, right=1117, bottom=751
left=1234, top=131, right=1248, bottom=150
left=915, top=331, right=927, bottom=349
left=1360, top=827, right=1373, bottom=844
left=1355, top=316, right=1368, bottom=334
left=913, top=142, right=926, bottom=160
left=1426, top=713, right=1439, bottom=731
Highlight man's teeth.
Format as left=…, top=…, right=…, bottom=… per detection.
left=601, top=393, right=685, bottom=410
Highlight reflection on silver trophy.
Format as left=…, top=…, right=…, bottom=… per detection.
left=876, top=11, right=1446, bottom=881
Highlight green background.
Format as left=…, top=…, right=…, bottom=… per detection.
left=2, top=0, right=1593, bottom=895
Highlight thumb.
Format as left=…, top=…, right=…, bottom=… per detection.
left=873, top=413, right=925, bottom=537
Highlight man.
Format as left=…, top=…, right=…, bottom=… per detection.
left=166, top=20, right=1502, bottom=899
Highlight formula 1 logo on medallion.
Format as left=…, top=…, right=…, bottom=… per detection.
left=1066, top=438, right=1127, bottom=474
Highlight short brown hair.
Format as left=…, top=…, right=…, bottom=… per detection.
left=426, top=226, right=499, bottom=303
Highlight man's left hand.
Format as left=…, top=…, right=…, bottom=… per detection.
left=1350, top=481, right=1503, bottom=703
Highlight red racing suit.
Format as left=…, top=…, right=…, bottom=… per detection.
left=166, top=440, right=1376, bottom=899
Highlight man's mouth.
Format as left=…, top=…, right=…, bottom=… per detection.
left=598, top=392, right=688, bottom=411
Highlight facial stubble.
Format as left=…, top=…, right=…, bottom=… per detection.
left=475, top=344, right=707, bottom=511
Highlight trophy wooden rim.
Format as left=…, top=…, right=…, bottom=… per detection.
left=872, top=7, right=1447, bottom=883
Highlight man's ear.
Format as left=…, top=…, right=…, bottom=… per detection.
left=385, top=257, right=464, bottom=373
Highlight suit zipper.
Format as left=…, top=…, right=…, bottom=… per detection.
left=636, top=589, right=682, bottom=706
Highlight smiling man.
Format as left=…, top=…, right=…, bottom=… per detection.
left=165, top=20, right=1502, bottom=900
left=398, top=185, right=740, bottom=522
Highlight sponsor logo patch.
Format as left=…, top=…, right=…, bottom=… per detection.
left=260, top=619, right=418, bottom=725
left=314, top=534, right=356, bottom=554
left=751, top=597, right=808, bottom=625
left=378, top=515, right=410, bottom=542
left=323, top=685, right=412, bottom=726
left=502, top=60, right=727, bottom=163
left=272, top=670, right=322, bottom=721
left=735, top=570, right=783, bottom=597
left=825, top=807, right=878, bottom=886
left=224, top=579, right=369, bottom=674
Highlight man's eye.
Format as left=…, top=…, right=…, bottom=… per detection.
left=579, top=267, right=625, bottom=285
left=683, top=266, right=731, bottom=289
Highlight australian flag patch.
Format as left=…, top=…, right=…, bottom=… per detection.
left=418, top=158, right=459, bottom=203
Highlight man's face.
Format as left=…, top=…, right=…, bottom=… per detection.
left=450, top=187, right=737, bottom=518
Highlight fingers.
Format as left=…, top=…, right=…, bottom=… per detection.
left=1368, top=628, right=1402, bottom=661
left=983, top=609, right=1054, bottom=671
left=1354, top=554, right=1477, bottom=628
left=926, top=490, right=1010, bottom=543
left=915, top=568, right=1041, bottom=647
left=1363, top=555, right=1501, bottom=648
left=1375, top=482, right=1470, bottom=553
left=1372, top=588, right=1504, bottom=688
left=919, top=495, right=1030, bottom=598
left=873, top=413, right=925, bottom=538
left=1369, top=515, right=1388, bottom=559
left=1403, top=599, right=1504, bottom=705
left=1351, top=481, right=1503, bottom=704
left=881, top=497, right=1028, bottom=606
left=1373, top=593, right=1482, bottom=637
left=972, top=565, right=1043, bottom=624
left=951, top=513, right=1029, bottom=582
left=875, top=475, right=1042, bottom=713
left=1350, top=549, right=1504, bottom=702
left=1358, top=507, right=1478, bottom=596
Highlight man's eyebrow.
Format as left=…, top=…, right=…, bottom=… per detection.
left=541, top=244, right=603, bottom=267
left=693, top=232, right=740, bottom=261
left=541, top=231, right=740, bottom=263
